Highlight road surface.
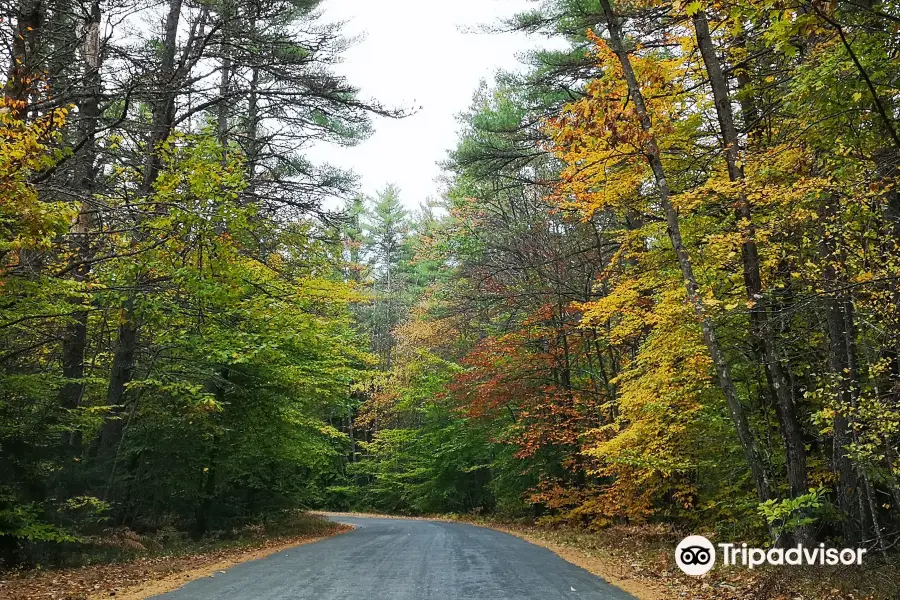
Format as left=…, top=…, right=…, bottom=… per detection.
left=150, top=515, right=637, bottom=599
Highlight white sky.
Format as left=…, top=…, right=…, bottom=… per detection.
left=313, top=0, right=539, bottom=209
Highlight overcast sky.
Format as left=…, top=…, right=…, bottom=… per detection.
left=313, top=0, right=538, bottom=209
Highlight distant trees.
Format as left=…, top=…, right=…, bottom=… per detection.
left=362, top=184, right=409, bottom=370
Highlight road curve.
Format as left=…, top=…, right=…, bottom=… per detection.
left=150, top=516, right=637, bottom=599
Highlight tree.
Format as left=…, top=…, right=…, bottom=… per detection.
left=0, top=0, right=392, bottom=566
left=339, top=0, right=900, bottom=551
left=363, top=184, right=409, bottom=370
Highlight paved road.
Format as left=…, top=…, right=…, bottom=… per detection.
left=150, top=516, right=636, bottom=599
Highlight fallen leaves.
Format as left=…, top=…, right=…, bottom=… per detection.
left=0, top=522, right=351, bottom=600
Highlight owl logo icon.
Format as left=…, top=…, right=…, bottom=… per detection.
left=675, top=535, right=716, bottom=576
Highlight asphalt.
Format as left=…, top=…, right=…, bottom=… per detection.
left=149, top=515, right=638, bottom=599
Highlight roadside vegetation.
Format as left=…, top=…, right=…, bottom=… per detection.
left=343, top=0, right=900, bottom=554
left=3, top=0, right=900, bottom=596
left=336, top=0, right=900, bottom=595
left=0, top=0, right=391, bottom=572
left=1, top=513, right=347, bottom=599
left=488, top=521, right=900, bottom=600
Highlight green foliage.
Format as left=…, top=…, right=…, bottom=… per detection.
left=0, top=499, right=79, bottom=543
left=347, top=414, right=498, bottom=515
left=0, top=129, right=369, bottom=565
left=758, top=488, right=831, bottom=540
left=0, top=0, right=395, bottom=570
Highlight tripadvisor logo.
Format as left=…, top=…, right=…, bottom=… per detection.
left=675, top=535, right=868, bottom=576
left=675, top=535, right=716, bottom=575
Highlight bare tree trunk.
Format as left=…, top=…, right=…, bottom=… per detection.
left=140, top=0, right=184, bottom=192
left=239, top=9, right=260, bottom=199
left=246, top=63, right=259, bottom=180
left=97, top=301, right=137, bottom=449
left=217, top=0, right=232, bottom=151
left=101, top=0, right=184, bottom=448
left=692, top=11, right=809, bottom=541
left=194, top=368, right=227, bottom=538
left=883, top=438, right=900, bottom=522
left=863, top=471, right=887, bottom=557
left=44, top=0, right=77, bottom=101
left=817, top=194, right=861, bottom=543
left=598, top=0, right=771, bottom=503
left=841, top=298, right=888, bottom=556
left=385, top=245, right=393, bottom=370
left=348, top=411, right=356, bottom=463
left=6, top=0, right=43, bottom=121
left=59, top=0, right=102, bottom=417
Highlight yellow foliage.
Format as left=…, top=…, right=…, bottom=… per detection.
left=0, top=100, right=72, bottom=270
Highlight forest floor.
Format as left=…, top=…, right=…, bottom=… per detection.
left=487, top=522, right=900, bottom=600
left=314, top=511, right=900, bottom=600
left=0, top=513, right=350, bottom=600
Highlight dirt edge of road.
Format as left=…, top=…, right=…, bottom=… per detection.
left=316, top=512, right=666, bottom=600
left=483, top=525, right=667, bottom=600
left=316, top=512, right=899, bottom=600
left=101, top=525, right=354, bottom=600
left=0, top=518, right=352, bottom=600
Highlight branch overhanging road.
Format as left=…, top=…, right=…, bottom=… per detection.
left=149, top=516, right=638, bottom=599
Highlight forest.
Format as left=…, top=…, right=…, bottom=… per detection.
left=2, top=0, right=900, bottom=579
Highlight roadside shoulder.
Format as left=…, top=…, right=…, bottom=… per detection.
left=469, top=523, right=668, bottom=600
left=0, top=516, right=352, bottom=600
left=103, top=527, right=353, bottom=600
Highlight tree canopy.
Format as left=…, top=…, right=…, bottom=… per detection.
left=3, top=0, right=900, bottom=571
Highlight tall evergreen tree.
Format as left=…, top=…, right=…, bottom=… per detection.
left=363, top=184, right=409, bottom=370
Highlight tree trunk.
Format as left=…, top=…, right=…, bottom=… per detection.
left=817, top=194, right=860, bottom=543
left=195, top=368, right=227, bottom=539
left=692, top=11, right=809, bottom=541
left=863, top=470, right=887, bottom=557
left=246, top=63, right=260, bottom=183
left=140, top=0, right=183, bottom=192
left=883, top=438, right=900, bottom=522
left=6, top=0, right=43, bottom=121
left=217, top=0, right=232, bottom=151
left=59, top=0, right=102, bottom=417
left=97, top=298, right=137, bottom=450
left=102, top=0, right=183, bottom=447
left=598, top=0, right=771, bottom=503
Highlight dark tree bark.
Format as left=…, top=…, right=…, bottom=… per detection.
left=691, top=11, right=810, bottom=542
left=6, top=0, right=43, bottom=121
left=59, top=0, right=102, bottom=416
left=101, top=0, right=185, bottom=448
left=598, top=0, right=771, bottom=503
left=194, top=367, right=227, bottom=539
left=817, top=194, right=861, bottom=543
